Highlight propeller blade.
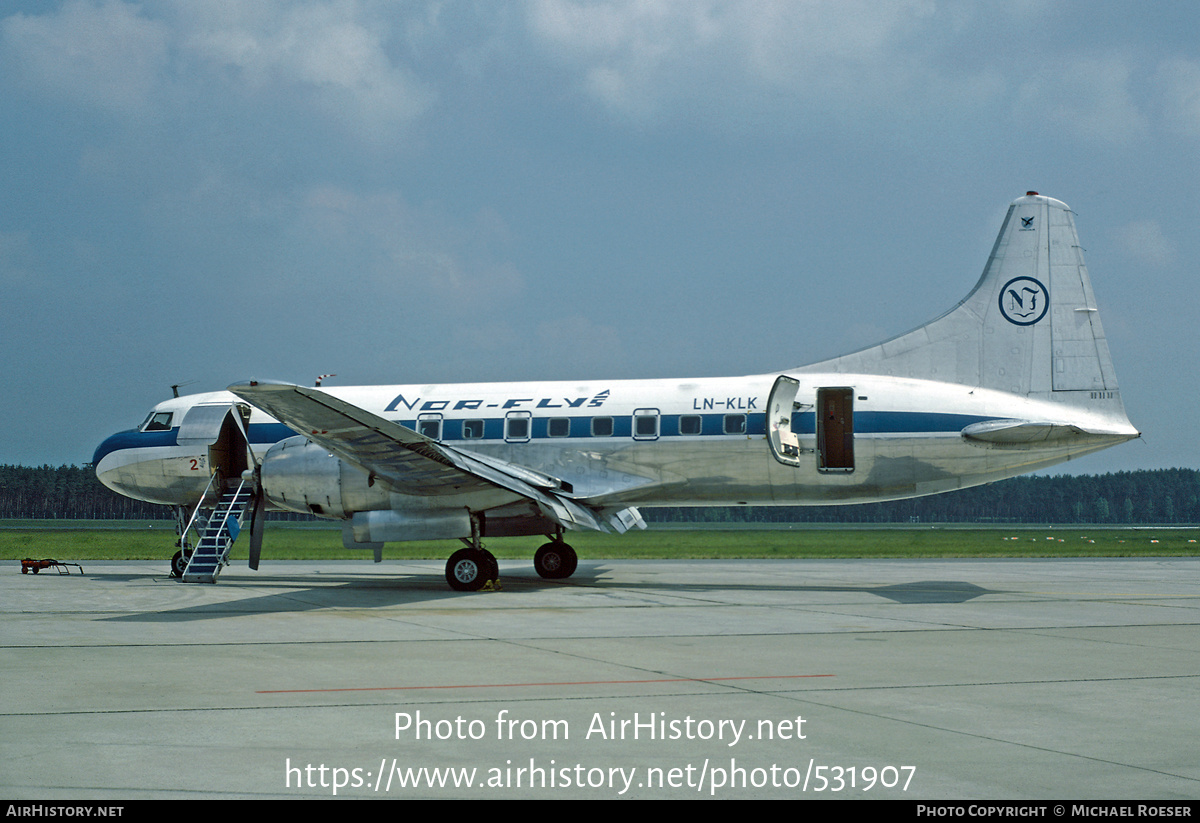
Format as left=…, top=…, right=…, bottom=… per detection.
left=248, top=485, right=266, bottom=570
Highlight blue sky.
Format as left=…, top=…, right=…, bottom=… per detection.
left=2, top=1, right=1196, bottom=475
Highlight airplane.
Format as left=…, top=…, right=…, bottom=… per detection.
left=94, top=192, right=1139, bottom=590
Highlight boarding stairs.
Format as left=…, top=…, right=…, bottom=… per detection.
left=181, top=477, right=253, bottom=583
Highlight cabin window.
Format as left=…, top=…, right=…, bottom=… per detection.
left=505, top=413, right=531, bottom=442
left=723, top=414, right=747, bottom=435
left=679, top=415, right=701, bottom=435
left=633, top=409, right=659, bottom=440
left=592, top=417, right=614, bottom=437
left=548, top=417, right=570, bottom=437
left=418, top=416, right=442, bottom=440
left=142, top=412, right=173, bottom=432
left=462, top=419, right=484, bottom=439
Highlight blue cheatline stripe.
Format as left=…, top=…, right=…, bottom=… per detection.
left=92, top=428, right=177, bottom=464
left=250, top=422, right=299, bottom=444
left=394, top=411, right=992, bottom=441
left=98, top=411, right=999, bottom=463
left=791, top=411, right=994, bottom=435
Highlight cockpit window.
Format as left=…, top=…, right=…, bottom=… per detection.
left=141, top=412, right=174, bottom=432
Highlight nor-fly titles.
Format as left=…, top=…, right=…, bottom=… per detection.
left=586, top=712, right=806, bottom=747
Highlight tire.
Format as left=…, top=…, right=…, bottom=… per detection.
left=170, top=550, right=192, bottom=578
left=534, top=542, right=577, bottom=580
left=480, top=549, right=499, bottom=582
left=560, top=543, right=578, bottom=578
left=446, top=548, right=488, bottom=592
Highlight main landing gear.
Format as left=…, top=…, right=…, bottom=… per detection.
left=442, top=523, right=579, bottom=591
left=444, top=516, right=500, bottom=592
left=534, top=540, right=577, bottom=580
left=444, top=546, right=500, bottom=592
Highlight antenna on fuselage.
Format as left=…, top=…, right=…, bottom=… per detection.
left=170, top=381, right=197, bottom=398
left=315, top=374, right=336, bottom=387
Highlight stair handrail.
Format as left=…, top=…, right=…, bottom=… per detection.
left=215, top=475, right=250, bottom=537
left=181, top=469, right=221, bottom=545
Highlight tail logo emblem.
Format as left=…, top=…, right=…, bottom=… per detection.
left=999, top=276, right=1049, bottom=326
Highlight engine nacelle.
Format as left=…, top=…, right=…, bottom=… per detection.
left=260, top=435, right=390, bottom=518
left=347, top=509, right=472, bottom=543
left=261, top=436, right=555, bottom=546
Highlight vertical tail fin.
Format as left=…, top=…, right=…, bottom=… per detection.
left=798, top=193, right=1124, bottom=408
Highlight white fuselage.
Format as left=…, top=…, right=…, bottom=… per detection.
left=94, top=370, right=1137, bottom=516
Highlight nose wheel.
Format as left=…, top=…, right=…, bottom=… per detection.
left=170, top=549, right=193, bottom=578
left=534, top=541, right=577, bottom=580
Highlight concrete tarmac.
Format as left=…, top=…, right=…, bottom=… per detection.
left=2, top=556, right=1198, bottom=799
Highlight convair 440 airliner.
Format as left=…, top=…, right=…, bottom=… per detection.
left=95, top=193, right=1139, bottom=590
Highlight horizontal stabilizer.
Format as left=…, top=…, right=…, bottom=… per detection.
left=961, top=419, right=1139, bottom=450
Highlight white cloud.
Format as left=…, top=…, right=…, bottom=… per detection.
left=2, top=1, right=434, bottom=141
left=1, top=0, right=170, bottom=112
left=525, top=0, right=711, bottom=117
left=520, top=1, right=1179, bottom=149
left=179, top=1, right=434, bottom=140
left=522, top=0, right=974, bottom=123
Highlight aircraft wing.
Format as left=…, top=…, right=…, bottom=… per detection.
left=227, top=380, right=628, bottom=533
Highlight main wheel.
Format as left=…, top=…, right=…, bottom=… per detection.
left=170, top=549, right=193, bottom=578
left=479, top=549, right=499, bottom=582
left=446, top=548, right=488, bottom=592
left=534, top=541, right=577, bottom=580
left=560, top=543, right=577, bottom=578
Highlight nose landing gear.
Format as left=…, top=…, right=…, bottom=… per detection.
left=170, top=549, right=193, bottom=578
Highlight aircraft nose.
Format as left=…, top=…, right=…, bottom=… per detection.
left=93, top=429, right=141, bottom=496
left=92, top=425, right=201, bottom=506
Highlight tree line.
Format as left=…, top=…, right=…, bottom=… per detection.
left=0, top=464, right=310, bottom=520
left=647, top=468, right=1200, bottom=525
left=2, top=464, right=1197, bottom=524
